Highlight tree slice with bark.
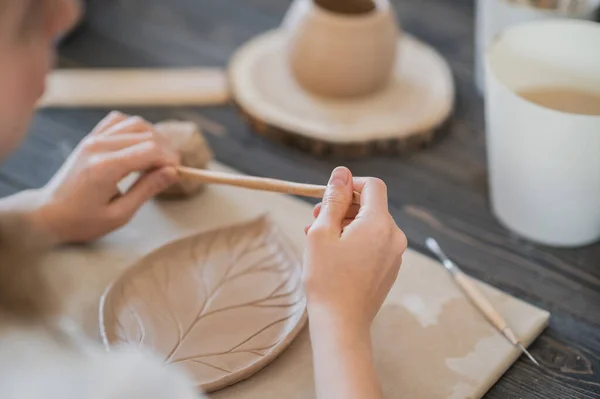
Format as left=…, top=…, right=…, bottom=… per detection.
left=229, top=30, right=455, bottom=158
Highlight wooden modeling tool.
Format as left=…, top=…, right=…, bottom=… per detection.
left=177, top=166, right=361, bottom=204
left=37, top=68, right=229, bottom=108
left=425, top=238, right=541, bottom=367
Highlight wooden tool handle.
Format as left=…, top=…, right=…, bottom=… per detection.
left=454, top=273, right=510, bottom=333
left=37, top=68, right=229, bottom=108
left=178, top=166, right=361, bottom=204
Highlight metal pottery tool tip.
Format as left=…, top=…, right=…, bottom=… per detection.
left=425, top=238, right=456, bottom=273
left=518, top=342, right=541, bottom=367
left=425, top=238, right=444, bottom=259
left=425, top=237, right=542, bottom=368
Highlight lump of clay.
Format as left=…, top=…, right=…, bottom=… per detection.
left=154, top=120, right=213, bottom=198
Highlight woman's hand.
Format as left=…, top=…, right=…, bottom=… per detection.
left=303, top=166, right=406, bottom=399
left=29, top=111, right=181, bottom=244
left=304, top=166, right=406, bottom=332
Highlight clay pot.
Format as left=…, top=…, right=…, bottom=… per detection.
left=285, top=0, right=400, bottom=98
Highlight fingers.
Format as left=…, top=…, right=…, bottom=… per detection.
left=313, top=202, right=360, bottom=220
left=308, top=173, right=388, bottom=238
left=351, top=177, right=368, bottom=193
left=82, top=114, right=181, bottom=194
left=94, top=140, right=180, bottom=184
left=342, top=218, right=352, bottom=230
left=95, top=115, right=178, bottom=162
left=305, top=218, right=353, bottom=235
left=100, top=116, right=155, bottom=137
left=312, top=175, right=383, bottom=217
left=109, top=166, right=178, bottom=225
left=91, top=111, right=128, bottom=135
left=358, top=177, right=388, bottom=211
left=311, top=167, right=354, bottom=237
left=85, top=132, right=154, bottom=153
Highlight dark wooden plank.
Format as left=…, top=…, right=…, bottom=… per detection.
left=0, top=113, right=85, bottom=189
left=0, top=178, right=19, bottom=198
left=0, top=0, right=595, bottom=397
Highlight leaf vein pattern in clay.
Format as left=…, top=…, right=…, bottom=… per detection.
left=250, top=301, right=303, bottom=309
left=194, top=246, right=210, bottom=326
left=124, top=285, right=146, bottom=346
left=101, top=216, right=307, bottom=392
left=114, top=286, right=130, bottom=342
left=173, top=342, right=280, bottom=361
left=166, top=261, right=247, bottom=361
left=171, top=313, right=297, bottom=363
left=221, top=227, right=266, bottom=280
left=209, top=257, right=278, bottom=300
left=135, top=310, right=145, bottom=345
left=152, top=267, right=183, bottom=343
left=190, top=359, right=232, bottom=374
left=227, top=251, right=277, bottom=279
left=188, top=290, right=303, bottom=322
left=226, top=313, right=296, bottom=353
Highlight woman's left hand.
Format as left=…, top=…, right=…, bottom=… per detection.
left=29, top=111, right=181, bottom=244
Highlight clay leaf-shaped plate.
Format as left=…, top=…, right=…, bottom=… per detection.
left=99, top=215, right=307, bottom=393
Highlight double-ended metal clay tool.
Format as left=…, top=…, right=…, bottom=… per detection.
left=425, top=238, right=540, bottom=367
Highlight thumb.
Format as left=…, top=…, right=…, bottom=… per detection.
left=110, top=166, right=178, bottom=221
left=314, top=167, right=353, bottom=234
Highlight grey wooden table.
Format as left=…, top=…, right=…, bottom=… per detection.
left=0, top=0, right=598, bottom=398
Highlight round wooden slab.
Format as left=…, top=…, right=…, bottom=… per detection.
left=99, top=216, right=307, bottom=393
left=229, top=29, right=455, bottom=158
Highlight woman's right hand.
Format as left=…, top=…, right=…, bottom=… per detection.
left=303, top=167, right=406, bottom=399
left=303, top=167, right=407, bottom=334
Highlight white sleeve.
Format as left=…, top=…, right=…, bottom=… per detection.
left=0, top=327, right=205, bottom=399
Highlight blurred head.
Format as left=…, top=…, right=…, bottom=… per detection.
left=0, top=0, right=81, bottom=158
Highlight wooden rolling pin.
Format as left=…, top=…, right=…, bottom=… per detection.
left=37, top=68, right=229, bottom=108
left=177, top=166, right=361, bottom=204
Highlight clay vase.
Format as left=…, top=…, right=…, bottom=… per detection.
left=284, top=0, right=400, bottom=98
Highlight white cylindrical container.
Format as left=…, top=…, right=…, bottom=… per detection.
left=475, top=0, right=599, bottom=95
left=484, top=19, right=600, bottom=247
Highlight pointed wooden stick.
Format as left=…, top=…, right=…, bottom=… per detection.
left=177, top=166, right=361, bottom=204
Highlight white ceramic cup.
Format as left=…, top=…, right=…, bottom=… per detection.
left=475, top=0, right=599, bottom=95
left=484, top=19, right=600, bottom=247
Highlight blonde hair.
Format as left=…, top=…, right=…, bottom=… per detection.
left=0, top=212, right=58, bottom=323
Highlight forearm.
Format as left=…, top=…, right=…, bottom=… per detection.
left=309, top=307, right=383, bottom=399
left=0, top=189, right=58, bottom=246
left=0, top=189, right=40, bottom=212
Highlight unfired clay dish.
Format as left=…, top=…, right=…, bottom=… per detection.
left=99, top=216, right=307, bottom=393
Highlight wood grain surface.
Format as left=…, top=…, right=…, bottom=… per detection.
left=0, top=0, right=599, bottom=397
